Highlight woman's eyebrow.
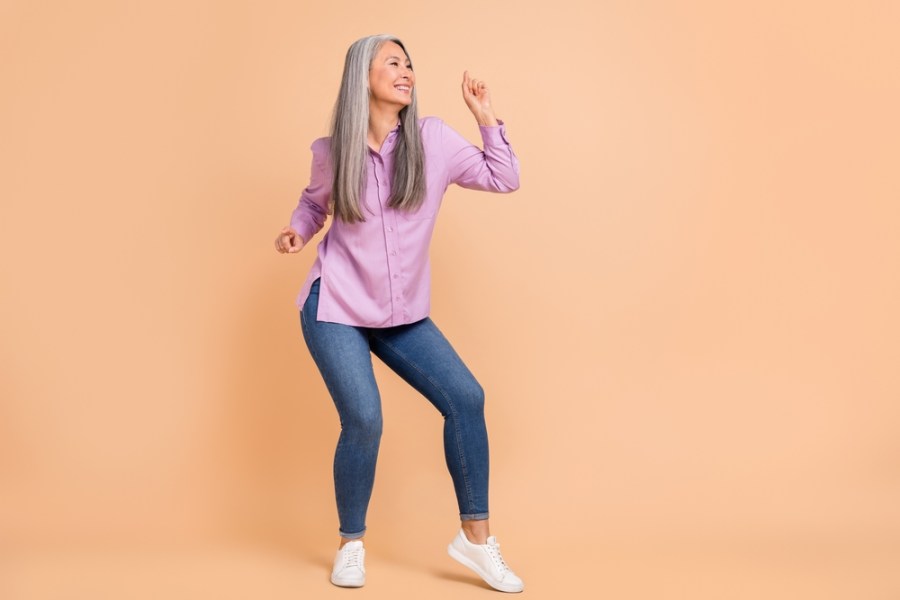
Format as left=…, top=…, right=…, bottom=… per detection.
left=385, top=55, right=411, bottom=63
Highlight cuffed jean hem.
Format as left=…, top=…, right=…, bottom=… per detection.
left=339, top=529, right=366, bottom=539
left=460, top=512, right=490, bottom=521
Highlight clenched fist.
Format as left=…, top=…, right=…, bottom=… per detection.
left=462, top=70, right=498, bottom=127
left=274, top=226, right=305, bottom=254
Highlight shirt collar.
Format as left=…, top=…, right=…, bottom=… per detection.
left=368, top=119, right=402, bottom=156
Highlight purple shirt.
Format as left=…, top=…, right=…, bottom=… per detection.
left=290, top=116, right=520, bottom=327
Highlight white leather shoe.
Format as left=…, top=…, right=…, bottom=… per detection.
left=448, top=529, right=524, bottom=593
left=331, top=540, right=365, bottom=587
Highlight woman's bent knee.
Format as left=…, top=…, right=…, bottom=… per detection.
left=456, top=378, right=485, bottom=414
left=343, top=413, right=383, bottom=441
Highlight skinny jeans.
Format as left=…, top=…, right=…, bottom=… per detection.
left=299, top=277, right=489, bottom=539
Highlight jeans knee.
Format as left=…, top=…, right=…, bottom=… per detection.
left=343, top=411, right=383, bottom=442
left=457, top=379, right=485, bottom=415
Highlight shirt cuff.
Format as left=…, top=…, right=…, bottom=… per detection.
left=290, top=213, right=314, bottom=245
left=478, top=119, right=511, bottom=146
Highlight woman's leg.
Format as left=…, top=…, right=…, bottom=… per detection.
left=370, top=319, right=523, bottom=591
left=369, top=317, right=490, bottom=538
left=300, top=279, right=382, bottom=544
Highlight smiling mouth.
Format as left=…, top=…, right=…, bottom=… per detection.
left=395, top=85, right=411, bottom=93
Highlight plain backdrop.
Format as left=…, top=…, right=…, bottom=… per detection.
left=2, top=1, right=899, bottom=598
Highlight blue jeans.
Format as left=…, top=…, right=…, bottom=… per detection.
left=300, top=278, right=490, bottom=539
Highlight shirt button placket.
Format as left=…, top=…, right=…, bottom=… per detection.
left=375, top=150, right=404, bottom=325
left=386, top=222, right=404, bottom=323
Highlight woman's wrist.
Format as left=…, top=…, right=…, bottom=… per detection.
left=474, top=110, right=499, bottom=127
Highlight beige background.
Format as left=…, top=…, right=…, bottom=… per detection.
left=2, top=1, right=899, bottom=598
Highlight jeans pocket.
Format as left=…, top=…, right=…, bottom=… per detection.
left=303, top=279, right=320, bottom=320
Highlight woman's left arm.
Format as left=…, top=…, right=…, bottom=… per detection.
left=442, top=71, right=520, bottom=192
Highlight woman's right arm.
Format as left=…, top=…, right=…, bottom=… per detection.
left=276, top=138, right=332, bottom=253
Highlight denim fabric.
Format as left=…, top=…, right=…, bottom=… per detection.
left=300, top=278, right=489, bottom=539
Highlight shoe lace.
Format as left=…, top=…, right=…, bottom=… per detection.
left=485, top=540, right=510, bottom=574
left=343, top=546, right=363, bottom=568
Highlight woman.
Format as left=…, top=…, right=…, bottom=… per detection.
left=274, top=34, right=523, bottom=593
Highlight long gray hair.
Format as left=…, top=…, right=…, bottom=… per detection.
left=329, top=34, right=426, bottom=223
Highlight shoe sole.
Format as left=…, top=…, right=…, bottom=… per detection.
left=447, top=543, right=524, bottom=593
left=330, top=574, right=365, bottom=588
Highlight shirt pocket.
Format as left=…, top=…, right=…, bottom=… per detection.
left=399, top=203, right=437, bottom=221
left=397, top=193, right=441, bottom=221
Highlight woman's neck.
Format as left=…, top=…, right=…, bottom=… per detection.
left=368, top=103, right=402, bottom=152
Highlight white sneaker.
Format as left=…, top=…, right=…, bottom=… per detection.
left=448, top=529, right=524, bottom=593
left=331, top=540, right=366, bottom=587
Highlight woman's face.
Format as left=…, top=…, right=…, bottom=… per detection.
left=368, top=41, right=415, bottom=109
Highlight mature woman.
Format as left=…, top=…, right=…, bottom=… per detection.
left=274, top=34, right=523, bottom=593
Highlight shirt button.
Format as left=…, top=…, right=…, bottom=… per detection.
left=386, top=227, right=393, bottom=232
left=390, top=251, right=397, bottom=256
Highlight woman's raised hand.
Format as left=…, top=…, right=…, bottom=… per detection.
left=462, top=70, right=498, bottom=126
left=275, top=226, right=305, bottom=254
